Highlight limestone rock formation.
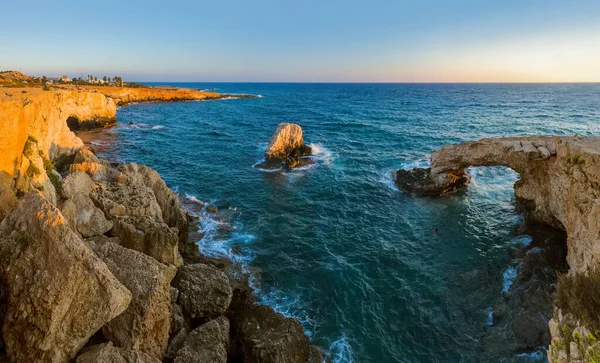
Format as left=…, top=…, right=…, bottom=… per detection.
left=76, top=342, right=161, bottom=363
left=96, top=242, right=177, bottom=360
left=61, top=192, right=113, bottom=237
left=0, top=193, right=131, bottom=363
left=172, top=263, right=233, bottom=319
left=172, top=316, right=230, bottom=363
left=227, top=290, right=310, bottom=363
left=90, top=170, right=183, bottom=266
left=61, top=170, right=97, bottom=199
left=119, top=163, right=188, bottom=238
left=264, top=123, right=312, bottom=168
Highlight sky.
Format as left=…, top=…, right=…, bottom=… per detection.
left=1, top=0, right=600, bottom=82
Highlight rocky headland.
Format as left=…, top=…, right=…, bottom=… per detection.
left=396, top=136, right=600, bottom=361
left=0, top=80, right=320, bottom=362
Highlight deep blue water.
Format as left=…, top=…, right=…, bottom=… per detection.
left=87, top=83, right=600, bottom=362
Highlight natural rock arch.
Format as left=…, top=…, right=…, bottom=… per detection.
left=396, top=136, right=600, bottom=274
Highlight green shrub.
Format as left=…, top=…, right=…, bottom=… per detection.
left=26, top=163, right=41, bottom=178
left=556, top=267, right=600, bottom=331
left=47, top=171, right=61, bottom=193
left=22, top=136, right=37, bottom=157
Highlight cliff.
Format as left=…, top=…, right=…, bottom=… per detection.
left=395, top=136, right=600, bottom=361
left=0, top=84, right=316, bottom=362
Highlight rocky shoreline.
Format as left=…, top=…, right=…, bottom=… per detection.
left=0, top=85, right=322, bottom=362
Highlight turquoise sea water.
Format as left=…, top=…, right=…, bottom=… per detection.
left=87, top=83, right=600, bottom=362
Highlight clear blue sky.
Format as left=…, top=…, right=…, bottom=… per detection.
left=1, top=0, right=600, bottom=82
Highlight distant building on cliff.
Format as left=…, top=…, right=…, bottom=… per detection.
left=60, top=75, right=71, bottom=83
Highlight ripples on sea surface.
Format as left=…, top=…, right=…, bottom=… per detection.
left=87, top=83, right=600, bottom=362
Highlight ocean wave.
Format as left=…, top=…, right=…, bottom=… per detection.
left=511, top=235, right=533, bottom=247
left=502, top=265, right=518, bottom=293
left=308, top=143, right=334, bottom=165
left=380, top=169, right=399, bottom=192
left=180, top=193, right=318, bottom=341
left=152, top=125, right=166, bottom=130
left=397, top=159, right=430, bottom=170
left=514, top=348, right=546, bottom=362
left=328, top=334, right=354, bottom=363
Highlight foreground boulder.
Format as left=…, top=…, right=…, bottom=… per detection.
left=90, top=178, right=183, bottom=266
left=172, top=316, right=229, bottom=363
left=264, top=123, right=312, bottom=168
left=0, top=193, right=131, bottom=363
left=172, top=263, right=233, bottom=319
left=227, top=290, right=310, bottom=363
left=96, top=242, right=176, bottom=360
left=61, top=192, right=113, bottom=237
left=76, top=342, right=160, bottom=363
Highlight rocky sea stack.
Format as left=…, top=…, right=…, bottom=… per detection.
left=0, top=82, right=319, bottom=362
left=264, top=123, right=313, bottom=169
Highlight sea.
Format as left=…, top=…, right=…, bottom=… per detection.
left=83, top=83, right=600, bottom=362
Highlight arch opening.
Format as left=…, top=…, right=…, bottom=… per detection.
left=66, top=116, right=80, bottom=132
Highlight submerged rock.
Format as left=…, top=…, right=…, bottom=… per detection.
left=0, top=192, right=131, bottom=363
left=97, top=242, right=176, bottom=360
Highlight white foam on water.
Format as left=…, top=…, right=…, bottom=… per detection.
left=252, top=158, right=283, bottom=172
left=309, top=143, right=335, bottom=165
left=398, top=158, right=430, bottom=170
left=328, top=334, right=354, bottom=363
left=487, top=307, right=494, bottom=326
left=181, top=194, right=318, bottom=339
left=514, top=348, right=546, bottom=361
left=511, top=235, right=533, bottom=247
left=502, top=266, right=518, bottom=293
left=380, top=169, right=399, bottom=192
left=152, top=125, right=166, bottom=130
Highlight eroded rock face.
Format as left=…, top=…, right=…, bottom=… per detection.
left=173, top=316, right=229, bottom=363
left=264, top=123, right=312, bottom=168
left=0, top=193, right=131, bottom=363
left=76, top=342, right=161, bottom=363
left=61, top=192, right=113, bottom=237
left=96, top=242, right=176, bottom=360
left=90, top=173, right=183, bottom=266
left=228, top=290, right=310, bottom=363
left=173, top=263, right=233, bottom=319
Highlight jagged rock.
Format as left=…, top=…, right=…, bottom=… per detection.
left=69, top=148, right=121, bottom=182
left=61, top=192, right=113, bottom=237
left=119, top=163, right=188, bottom=236
left=173, top=316, right=229, bottom=363
left=112, top=216, right=182, bottom=266
left=91, top=180, right=183, bottom=266
left=0, top=193, right=131, bottom=363
left=265, top=123, right=311, bottom=160
left=61, top=170, right=96, bottom=199
left=97, top=242, right=177, bottom=360
left=395, top=167, right=469, bottom=196
left=227, top=290, right=310, bottom=363
left=76, top=342, right=161, bottom=363
left=173, top=263, right=232, bottom=319
left=165, top=329, right=187, bottom=361
left=206, top=205, right=218, bottom=213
